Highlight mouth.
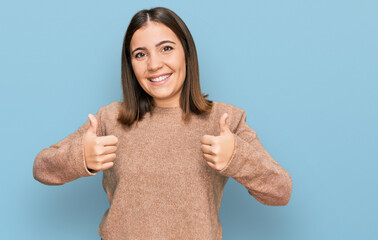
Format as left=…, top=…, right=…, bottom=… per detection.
left=148, top=73, right=172, bottom=82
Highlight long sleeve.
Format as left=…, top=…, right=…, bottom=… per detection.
left=217, top=110, right=292, bottom=206
left=33, top=105, right=106, bottom=185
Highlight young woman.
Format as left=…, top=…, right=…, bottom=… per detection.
left=33, top=7, right=292, bottom=240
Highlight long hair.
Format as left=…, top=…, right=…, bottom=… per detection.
left=118, top=7, right=213, bottom=127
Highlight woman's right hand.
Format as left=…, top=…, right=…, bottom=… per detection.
left=83, top=114, right=118, bottom=172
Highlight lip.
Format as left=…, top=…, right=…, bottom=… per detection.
left=148, top=73, right=172, bottom=80
left=148, top=73, right=172, bottom=86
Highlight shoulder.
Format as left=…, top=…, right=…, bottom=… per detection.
left=212, top=101, right=246, bottom=133
left=97, top=101, right=122, bottom=119
left=214, top=101, right=245, bottom=114
left=105, top=101, right=122, bottom=111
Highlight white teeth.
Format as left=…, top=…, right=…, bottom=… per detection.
left=150, top=74, right=171, bottom=82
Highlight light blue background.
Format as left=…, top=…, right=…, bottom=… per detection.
left=1, top=0, right=377, bottom=239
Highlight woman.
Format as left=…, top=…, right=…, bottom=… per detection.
left=33, top=7, right=292, bottom=240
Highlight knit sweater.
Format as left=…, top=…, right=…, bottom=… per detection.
left=33, top=101, right=292, bottom=240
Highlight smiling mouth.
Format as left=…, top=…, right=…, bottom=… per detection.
left=148, top=73, right=172, bottom=82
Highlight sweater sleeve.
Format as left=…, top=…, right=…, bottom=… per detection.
left=33, top=106, right=106, bottom=185
left=217, top=110, right=292, bottom=206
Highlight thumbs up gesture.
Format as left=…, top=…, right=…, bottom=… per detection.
left=83, top=114, right=118, bottom=172
left=200, top=113, right=236, bottom=171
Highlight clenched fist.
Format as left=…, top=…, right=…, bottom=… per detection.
left=200, top=113, right=235, bottom=171
left=84, top=114, right=118, bottom=172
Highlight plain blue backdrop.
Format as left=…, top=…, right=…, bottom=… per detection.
left=1, top=0, right=377, bottom=239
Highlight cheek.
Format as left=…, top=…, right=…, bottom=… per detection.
left=178, top=53, right=186, bottom=75
left=170, top=56, right=186, bottom=76
left=179, top=58, right=186, bottom=80
left=131, top=62, right=144, bottom=78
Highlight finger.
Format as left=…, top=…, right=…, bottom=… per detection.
left=101, top=145, right=117, bottom=155
left=200, top=134, right=216, bottom=145
left=87, top=114, right=98, bottom=135
left=206, top=160, right=216, bottom=169
left=98, top=135, right=119, bottom=146
left=101, top=162, right=114, bottom=171
left=201, top=144, right=215, bottom=156
left=99, top=153, right=117, bottom=163
left=219, top=113, right=231, bottom=136
left=203, top=153, right=215, bottom=164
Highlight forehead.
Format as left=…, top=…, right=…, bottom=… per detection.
left=130, top=21, right=179, bottom=48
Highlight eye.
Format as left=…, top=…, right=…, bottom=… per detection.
left=135, top=52, right=145, bottom=58
left=162, top=46, right=173, bottom=52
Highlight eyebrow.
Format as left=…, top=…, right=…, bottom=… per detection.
left=131, top=40, right=176, bottom=55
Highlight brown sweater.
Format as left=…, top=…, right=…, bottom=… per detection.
left=33, top=101, right=292, bottom=240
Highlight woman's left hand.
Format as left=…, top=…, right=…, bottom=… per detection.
left=200, top=113, right=235, bottom=171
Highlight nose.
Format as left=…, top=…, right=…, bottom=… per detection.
left=147, top=53, right=163, bottom=72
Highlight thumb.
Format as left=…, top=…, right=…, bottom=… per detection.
left=219, top=113, right=231, bottom=136
left=87, top=114, right=98, bottom=136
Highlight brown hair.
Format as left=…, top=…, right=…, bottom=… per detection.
left=117, top=7, right=213, bottom=127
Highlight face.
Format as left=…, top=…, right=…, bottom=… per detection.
left=130, top=21, right=186, bottom=108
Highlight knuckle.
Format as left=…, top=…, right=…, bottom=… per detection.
left=95, top=138, right=101, bottom=145
left=97, top=162, right=102, bottom=169
left=213, top=161, right=220, bottom=170
left=210, top=148, right=216, bottom=155
left=94, top=156, right=101, bottom=163
left=94, top=146, right=102, bottom=155
left=213, top=147, right=220, bottom=155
